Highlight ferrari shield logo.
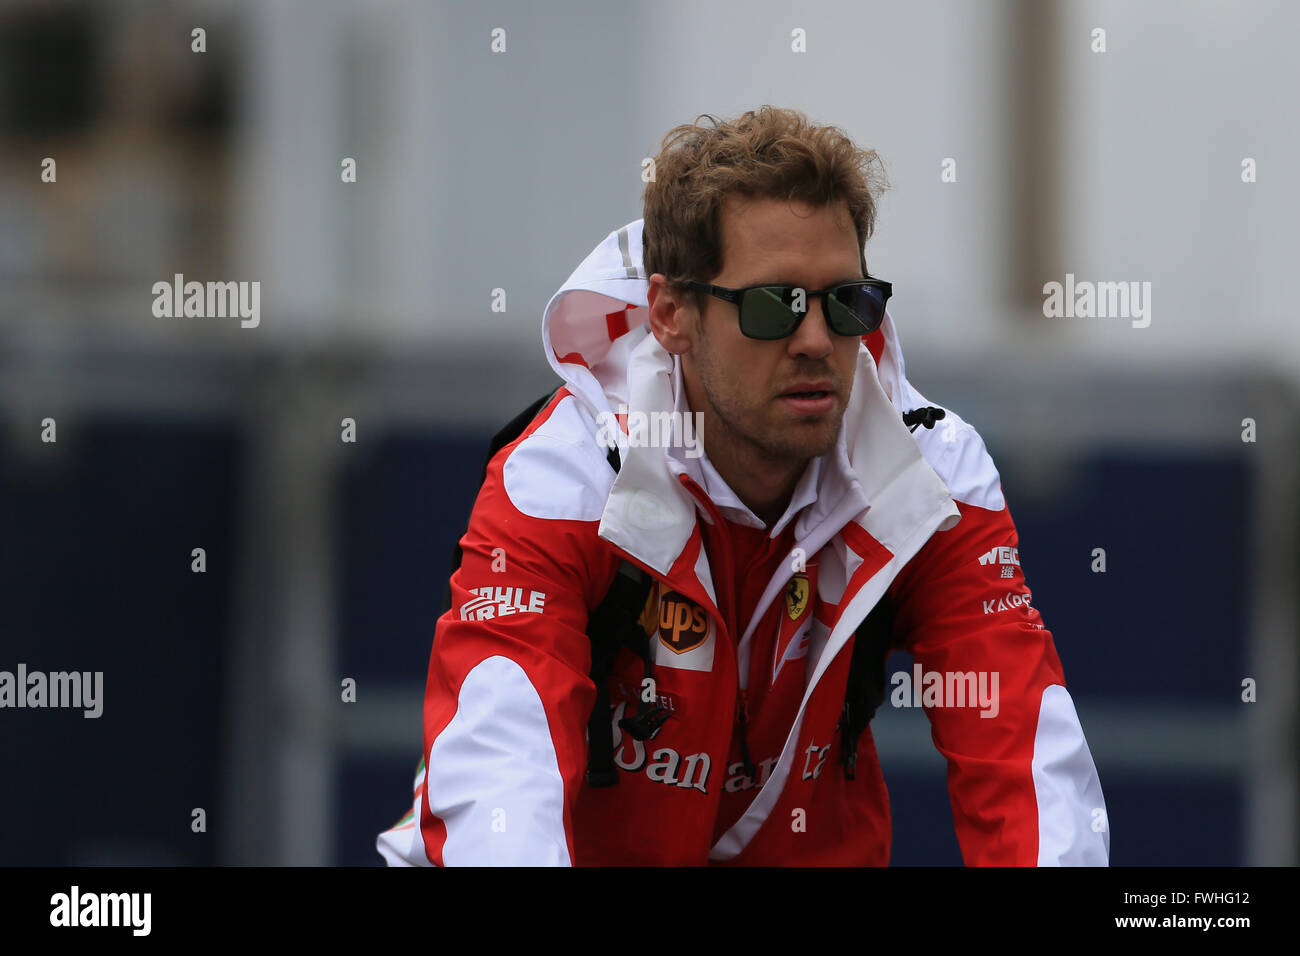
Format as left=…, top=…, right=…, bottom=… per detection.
left=785, top=574, right=810, bottom=621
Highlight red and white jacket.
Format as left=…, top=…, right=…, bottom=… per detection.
left=377, top=219, right=1109, bottom=866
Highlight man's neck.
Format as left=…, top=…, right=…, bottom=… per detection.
left=700, top=425, right=808, bottom=529
left=675, top=358, right=811, bottom=528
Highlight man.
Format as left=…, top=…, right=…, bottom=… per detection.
left=377, top=106, right=1108, bottom=866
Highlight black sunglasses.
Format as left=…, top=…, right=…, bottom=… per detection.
left=681, top=278, right=892, bottom=340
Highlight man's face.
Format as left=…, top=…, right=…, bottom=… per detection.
left=679, top=195, right=865, bottom=467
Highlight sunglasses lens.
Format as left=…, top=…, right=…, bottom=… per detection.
left=740, top=286, right=802, bottom=339
left=827, top=282, right=887, bottom=334
left=737, top=282, right=890, bottom=338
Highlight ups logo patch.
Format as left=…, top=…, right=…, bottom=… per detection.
left=655, top=590, right=710, bottom=655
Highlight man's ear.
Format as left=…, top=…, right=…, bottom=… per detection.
left=646, top=274, right=695, bottom=355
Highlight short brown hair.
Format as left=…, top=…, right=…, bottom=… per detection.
left=642, top=106, right=888, bottom=296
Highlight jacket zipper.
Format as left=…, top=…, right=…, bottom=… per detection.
left=735, top=688, right=757, bottom=780
left=678, top=474, right=757, bottom=780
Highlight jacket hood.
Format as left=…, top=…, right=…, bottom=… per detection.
left=540, top=217, right=960, bottom=573
left=542, top=217, right=918, bottom=435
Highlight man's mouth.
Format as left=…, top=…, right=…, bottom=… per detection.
left=779, top=380, right=835, bottom=400
left=778, top=383, right=836, bottom=414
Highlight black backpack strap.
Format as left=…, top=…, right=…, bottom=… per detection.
left=838, top=593, right=897, bottom=780
left=584, top=559, right=656, bottom=787
left=582, top=427, right=670, bottom=787
left=440, top=387, right=560, bottom=617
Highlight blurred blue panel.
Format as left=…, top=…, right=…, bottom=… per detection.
left=336, top=428, right=492, bottom=683
left=1101, top=775, right=1243, bottom=866
left=883, top=766, right=1242, bottom=866
left=0, top=419, right=239, bottom=865
left=338, top=755, right=413, bottom=867
left=882, top=766, right=965, bottom=865
left=994, top=451, right=1250, bottom=703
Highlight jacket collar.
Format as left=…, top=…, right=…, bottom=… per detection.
left=598, top=331, right=959, bottom=580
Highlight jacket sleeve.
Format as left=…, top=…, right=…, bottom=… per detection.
left=377, top=406, right=618, bottom=866
left=889, top=492, right=1110, bottom=866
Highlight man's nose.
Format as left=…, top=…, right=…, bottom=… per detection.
left=787, top=293, right=834, bottom=359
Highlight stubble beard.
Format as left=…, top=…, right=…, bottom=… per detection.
left=692, top=341, right=844, bottom=469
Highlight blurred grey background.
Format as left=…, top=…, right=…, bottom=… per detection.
left=0, top=0, right=1295, bottom=865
